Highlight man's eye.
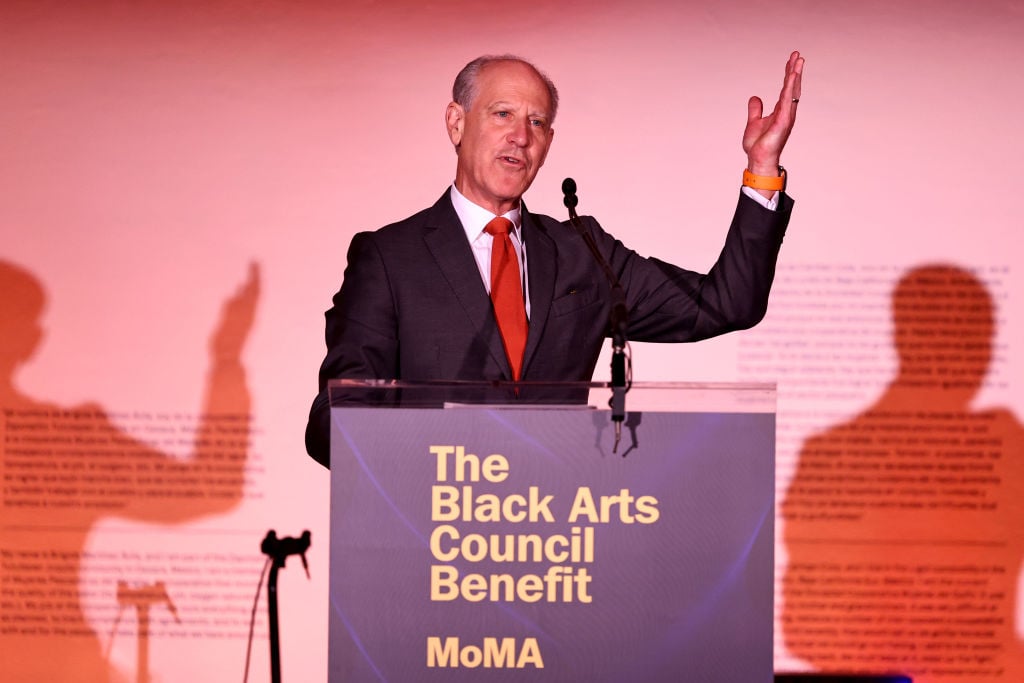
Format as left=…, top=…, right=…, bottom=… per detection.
left=496, top=111, right=510, bottom=118
left=530, top=119, right=545, bottom=127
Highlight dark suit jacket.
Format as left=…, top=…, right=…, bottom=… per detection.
left=305, top=189, right=792, bottom=466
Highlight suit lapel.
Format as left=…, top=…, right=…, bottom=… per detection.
left=521, top=206, right=555, bottom=378
left=421, top=191, right=512, bottom=377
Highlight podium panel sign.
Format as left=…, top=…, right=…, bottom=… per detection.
left=329, top=405, right=774, bottom=682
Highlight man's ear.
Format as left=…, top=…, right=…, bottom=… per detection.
left=445, top=102, right=464, bottom=148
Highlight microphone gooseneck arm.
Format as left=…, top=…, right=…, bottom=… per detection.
left=562, top=178, right=631, bottom=454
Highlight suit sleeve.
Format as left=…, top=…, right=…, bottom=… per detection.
left=304, top=231, right=399, bottom=468
left=599, top=191, right=792, bottom=343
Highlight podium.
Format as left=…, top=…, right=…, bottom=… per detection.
left=327, top=380, right=776, bottom=682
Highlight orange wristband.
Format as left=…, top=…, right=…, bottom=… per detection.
left=742, top=166, right=787, bottom=192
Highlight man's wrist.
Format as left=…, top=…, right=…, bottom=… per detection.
left=746, top=156, right=781, bottom=177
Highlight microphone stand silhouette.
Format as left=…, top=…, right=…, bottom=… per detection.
left=115, top=580, right=180, bottom=683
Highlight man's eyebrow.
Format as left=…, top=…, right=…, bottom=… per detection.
left=486, top=100, right=549, bottom=116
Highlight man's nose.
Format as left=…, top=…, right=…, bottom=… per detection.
left=506, top=118, right=529, bottom=146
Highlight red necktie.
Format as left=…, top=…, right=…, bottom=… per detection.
left=484, top=217, right=527, bottom=380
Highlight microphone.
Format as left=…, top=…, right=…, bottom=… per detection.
left=561, top=178, right=630, bottom=454
left=562, top=178, right=578, bottom=209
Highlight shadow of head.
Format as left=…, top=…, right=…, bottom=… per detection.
left=892, top=263, right=994, bottom=401
left=0, top=259, right=46, bottom=373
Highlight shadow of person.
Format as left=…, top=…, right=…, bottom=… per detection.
left=781, top=264, right=1022, bottom=682
left=0, top=259, right=259, bottom=682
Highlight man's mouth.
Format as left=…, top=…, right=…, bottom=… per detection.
left=499, top=155, right=524, bottom=166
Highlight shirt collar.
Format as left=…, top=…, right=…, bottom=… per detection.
left=449, top=184, right=522, bottom=243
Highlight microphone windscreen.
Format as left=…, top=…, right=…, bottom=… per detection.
left=562, top=177, right=579, bottom=209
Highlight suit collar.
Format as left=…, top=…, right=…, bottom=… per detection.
left=422, top=191, right=512, bottom=377
left=520, top=203, right=555, bottom=378
left=420, top=191, right=558, bottom=381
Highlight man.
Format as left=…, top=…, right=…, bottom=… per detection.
left=306, top=52, right=804, bottom=467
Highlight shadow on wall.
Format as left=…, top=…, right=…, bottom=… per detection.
left=782, top=264, right=1023, bottom=683
left=0, top=259, right=259, bottom=682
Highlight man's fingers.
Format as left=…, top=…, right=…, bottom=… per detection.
left=792, top=56, right=803, bottom=101
left=786, top=52, right=804, bottom=103
left=746, top=53, right=803, bottom=155
left=748, top=96, right=764, bottom=123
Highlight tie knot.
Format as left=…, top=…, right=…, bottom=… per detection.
left=484, top=217, right=514, bottom=237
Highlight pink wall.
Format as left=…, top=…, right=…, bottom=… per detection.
left=2, top=0, right=1022, bottom=680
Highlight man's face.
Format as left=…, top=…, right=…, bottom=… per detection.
left=446, top=60, right=555, bottom=215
